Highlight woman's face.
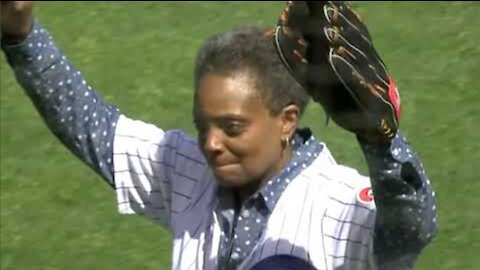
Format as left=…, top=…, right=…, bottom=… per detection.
left=194, top=71, right=299, bottom=190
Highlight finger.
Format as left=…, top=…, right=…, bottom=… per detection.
left=326, top=2, right=371, bottom=42
left=283, top=1, right=309, bottom=31
left=329, top=50, right=398, bottom=139
left=274, top=26, right=309, bottom=87
left=329, top=49, right=382, bottom=112
left=323, top=3, right=389, bottom=88
left=329, top=29, right=389, bottom=88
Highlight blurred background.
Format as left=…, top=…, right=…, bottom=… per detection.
left=1, top=2, right=479, bottom=270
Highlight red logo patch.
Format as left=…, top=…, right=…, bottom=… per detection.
left=358, top=187, right=373, bottom=203
left=387, top=76, right=401, bottom=121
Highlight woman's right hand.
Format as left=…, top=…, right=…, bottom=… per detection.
left=1, top=1, right=33, bottom=43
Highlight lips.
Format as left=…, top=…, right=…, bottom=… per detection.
left=212, top=162, right=237, bottom=168
left=208, top=157, right=238, bottom=168
left=204, top=153, right=239, bottom=170
left=210, top=160, right=239, bottom=172
left=212, top=164, right=240, bottom=179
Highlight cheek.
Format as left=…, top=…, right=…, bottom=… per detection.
left=234, top=125, right=283, bottom=176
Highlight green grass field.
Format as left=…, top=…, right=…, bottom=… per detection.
left=1, top=2, right=479, bottom=270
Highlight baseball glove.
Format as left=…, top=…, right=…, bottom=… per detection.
left=274, top=1, right=401, bottom=142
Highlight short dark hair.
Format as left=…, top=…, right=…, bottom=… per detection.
left=194, top=25, right=310, bottom=116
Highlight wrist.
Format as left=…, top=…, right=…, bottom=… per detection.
left=1, top=19, right=33, bottom=46
left=356, top=133, right=392, bottom=152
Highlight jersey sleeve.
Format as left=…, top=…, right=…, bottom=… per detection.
left=1, top=20, right=213, bottom=230
left=1, top=20, right=119, bottom=185
left=112, top=115, right=211, bottom=228
left=358, top=132, right=438, bottom=269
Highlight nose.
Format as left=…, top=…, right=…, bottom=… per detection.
left=201, top=128, right=225, bottom=157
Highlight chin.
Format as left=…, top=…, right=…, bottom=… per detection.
left=214, top=173, right=248, bottom=188
left=212, top=164, right=249, bottom=188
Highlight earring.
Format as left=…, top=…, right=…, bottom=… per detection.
left=282, top=136, right=290, bottom=148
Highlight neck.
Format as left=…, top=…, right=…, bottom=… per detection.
left=236, top=145, right=293, bottom=204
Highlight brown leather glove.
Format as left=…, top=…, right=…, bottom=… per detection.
left=274, top=1, right=401, bottom=142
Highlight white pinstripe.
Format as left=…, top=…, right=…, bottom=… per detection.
left=112, top=115, right=378, bottom=270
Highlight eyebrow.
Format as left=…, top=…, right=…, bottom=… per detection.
left=194, top=113, right=250, bottom=124
left=213, top=113, right=249, bottom=121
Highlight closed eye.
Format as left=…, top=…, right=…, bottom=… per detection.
left=221, top=120, right=245, bottom=137
left=193, top=115, right=249, bottom=138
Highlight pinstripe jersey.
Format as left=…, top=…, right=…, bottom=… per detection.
left=3, top=20, right=437, bottom=270
left=113, top=115, right=373, bottom=269
left=112, top=115, right=425, bottom=270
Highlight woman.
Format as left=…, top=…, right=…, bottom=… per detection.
left=1, top=2, right=437, bottom=269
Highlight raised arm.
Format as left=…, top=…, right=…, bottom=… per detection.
left=358, top=133, right=437, bottom=269
left=272, top=1, right=438, bottom=267
left=1, top=2, right=119, bottom=185
left=1, top=2, right=212, bottom=229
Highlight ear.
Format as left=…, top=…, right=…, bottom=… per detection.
left=279, top=104, right=300, bottom=139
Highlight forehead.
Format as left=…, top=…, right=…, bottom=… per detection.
left=194, top=73, right=268, bottom=118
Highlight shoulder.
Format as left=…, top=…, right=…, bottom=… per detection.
left=115, top=114, right=201, bottom=152
left=299, top=143, right=375, bottom=210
